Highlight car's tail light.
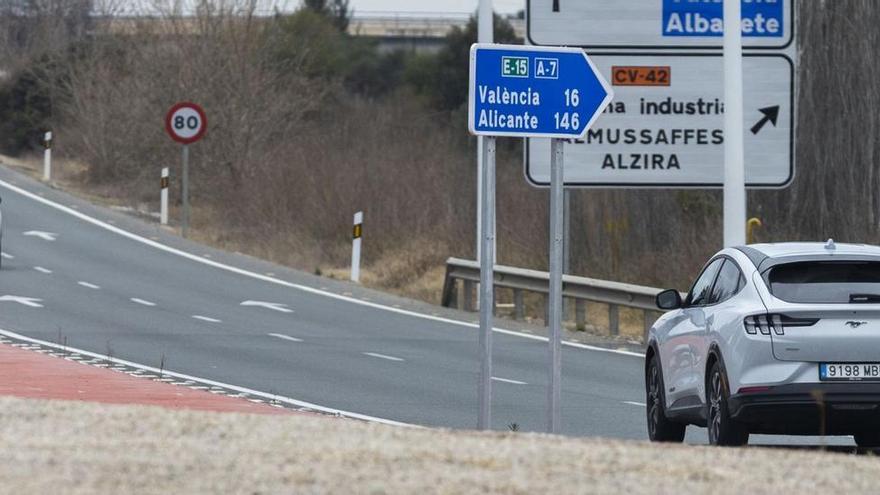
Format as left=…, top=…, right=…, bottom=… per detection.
left=744, top=314, right=818, bottom=335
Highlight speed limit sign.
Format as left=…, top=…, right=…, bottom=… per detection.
left=165, top=102, right=207, bottom=144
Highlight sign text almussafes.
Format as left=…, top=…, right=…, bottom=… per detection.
left=469, top=44, right=613, bottom=139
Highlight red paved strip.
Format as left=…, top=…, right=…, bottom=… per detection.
left=0, top=343, right=295, bottom=415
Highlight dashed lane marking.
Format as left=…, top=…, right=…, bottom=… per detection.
left=623, top=401, right=647, bottom=407
left=492, top=377, right=528, bottom=385
left=34, top=266, right=52, bottom=274
left=192, top=315, right=222, bottom=323
left=78, top=281, right=101, bottom=289
left=363, top=352, right=405, bottom=362
left=268, top=333, right=303, bottom=343
left=130, top=298, right=157, bottom=307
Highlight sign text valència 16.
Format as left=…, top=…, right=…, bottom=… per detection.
left=469, top=44, right=612, bottom=140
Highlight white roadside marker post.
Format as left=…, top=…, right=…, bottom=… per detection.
left=351, top=211, right=363, bottom=283
left=160, top=167, right=170, bottom=226
left=723, top=0, right=747, bottom=247
left=42, top=131, right=52, bottom=182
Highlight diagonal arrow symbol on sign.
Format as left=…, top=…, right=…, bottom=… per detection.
left=0, top=295, right=44, bottom=308
left=23, top=231, right=58, bottom=242
left=750, top=105, right=780, bottom=135
left=240, top=300, right=294, bottom=313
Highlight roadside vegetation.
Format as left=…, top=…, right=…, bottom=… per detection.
left=1, top=1, right=879, bottom=323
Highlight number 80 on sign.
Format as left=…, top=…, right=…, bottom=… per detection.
left=165, top=102, right=207, bottom=145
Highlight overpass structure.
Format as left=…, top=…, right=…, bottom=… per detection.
left=348, top=11, right=526, bottom=53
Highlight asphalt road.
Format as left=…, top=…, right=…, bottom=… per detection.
left=0, top=164, right=854, bottom=446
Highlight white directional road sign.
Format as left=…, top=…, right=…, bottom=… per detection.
left=527, top=54, right=793, bottom=188
left=528, top=0, right=793, bottom=50
left=468, top=44, right=612, bottom=139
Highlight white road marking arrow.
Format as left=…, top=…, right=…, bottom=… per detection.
left=23, top=231, right=58, bottom=242
left=241, top=300, right=294, bottom=313
left=0, top=296, right=44, bottom=308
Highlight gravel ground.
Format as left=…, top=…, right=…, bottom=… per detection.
left=0, top=397, right=877, bottom=494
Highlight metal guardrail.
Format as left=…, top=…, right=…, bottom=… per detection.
left=441, top=257, right=669, bottom=340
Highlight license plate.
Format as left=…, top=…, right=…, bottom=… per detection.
left=820, top=363, right=880, bottom=381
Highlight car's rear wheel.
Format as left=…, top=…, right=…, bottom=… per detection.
left=646, top=356, right=686, bottom=443
left=707, top=361, right=749, bottom=447
left=854, top=432, right=880, bottom=448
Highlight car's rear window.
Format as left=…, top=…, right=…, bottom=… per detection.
left=768, top=261, right=880, bottom=303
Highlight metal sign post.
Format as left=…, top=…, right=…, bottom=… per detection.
left=469, top=43, right=612, bottom=432
left=478, top=136, right=496, bottom=430
left=723, top=0, right=747, bottom=246
left=165, top=102, right=207, bottom=239
left=182, top=145, right=190, bottom=238
left=475, top=0, right=493, bottom=265
left=547, top=138, right=565, bottom=433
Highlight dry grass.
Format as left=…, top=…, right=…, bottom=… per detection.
left=0, top=396, right=878, bottom=494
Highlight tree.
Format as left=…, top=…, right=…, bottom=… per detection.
left=0, top=0, right=93, bottom=72
left=406, top=13, right=521, bottom=111
left=303, top=0, right=350, bottom=32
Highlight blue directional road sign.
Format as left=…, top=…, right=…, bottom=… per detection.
left=468, top=44, right=613, bottom=139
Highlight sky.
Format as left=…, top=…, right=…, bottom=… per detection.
left=347, top=0, right=524, bottom=15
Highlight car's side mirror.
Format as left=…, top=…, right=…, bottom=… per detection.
left=656, top=289, right=683, bottom=311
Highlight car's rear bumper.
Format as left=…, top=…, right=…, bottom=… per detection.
left=729, top=383, right=880, bottom=435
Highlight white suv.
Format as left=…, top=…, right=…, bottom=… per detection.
left=646, top=241, right=880, bottom=447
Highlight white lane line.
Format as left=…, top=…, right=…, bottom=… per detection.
left=363, top=352, right=405, bottom=362
left=23, top=230, right=58, bottom=242
left=0, top=295, right=43, bottom=308
left=268, top=333, right=303, bottom=343
left=241, top=300, right=293, bottom=313
left=0, top=176, right=644, bottom=359
left=130, top=298, right=157, bottom=307
left=492, top=376, right=528, bottom=385
left=192, top=315, right=222, bottom=323
left=33, top=266, right=52, bottom=274
left=1, top=252, right=13, bottom=259
left=77, top=281, right=101, bottom=289
left=623, top=401, right=647, bottom=407
left=0, top=327, right=411, bottom=427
